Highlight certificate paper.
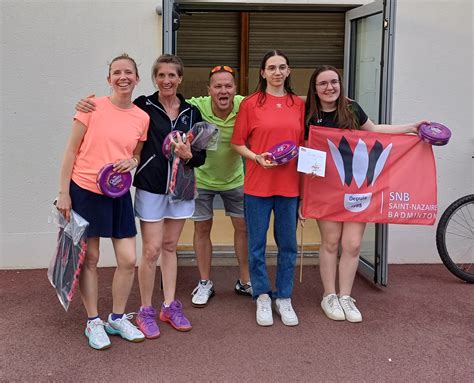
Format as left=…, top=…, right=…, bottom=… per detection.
left=297, top=146, right=326, bottom=177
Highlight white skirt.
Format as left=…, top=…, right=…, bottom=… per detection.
left=134, top=188, right=195, bottom=222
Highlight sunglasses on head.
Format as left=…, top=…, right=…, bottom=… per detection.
left=209, top=65, right=235, bottom=77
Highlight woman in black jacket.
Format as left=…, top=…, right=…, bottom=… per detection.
left=133, top=55, right=205, bottom=337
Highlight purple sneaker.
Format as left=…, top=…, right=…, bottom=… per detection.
left=159, top=300, right=192, bottom=332
left=136, top=306, right=160, bottom=339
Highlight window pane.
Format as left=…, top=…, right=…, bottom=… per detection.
left=354, top=13, right=383, bottom=123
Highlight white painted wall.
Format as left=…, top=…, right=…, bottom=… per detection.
left=0, top=0, right=160, bottom=268
left=388, top=0, right=473, bottom=263
left=1, top=0, right=472, bottom=268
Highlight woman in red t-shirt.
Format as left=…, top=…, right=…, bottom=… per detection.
left=231, top=50, right=304, bottom=327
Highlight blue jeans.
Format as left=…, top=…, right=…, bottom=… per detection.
left=244, top=195, right=298, bottom=299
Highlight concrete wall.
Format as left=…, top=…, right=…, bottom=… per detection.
left=388, top=0, right=473, bottom=263
left=1, top=0, right=472, bottom=268
left=1, top=0, right=160, bottom=268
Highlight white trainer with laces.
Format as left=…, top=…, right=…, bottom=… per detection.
left=235, top=279, right=253, bottom=296
left=191, top=280, right=215, bottom=307
left=85, top=318, right=111, bottom=350
left=275, top=298, right=299, bottom=326
left=338, top=295, right=363, bottom=323
left=256, top=294, right=273, bottom=326
left=105, top=313, right=145, bottom=342
left=321, top=293, right=345, bottom=321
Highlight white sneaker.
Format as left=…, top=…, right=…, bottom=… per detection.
left=191, top=280, right=215, bottom=307
left=321, top=293, right=345, bottom=321
left=256, top=294, right=273, bottom=326
left=235, top=279, right=253, bottom=296
left=105, top=313, right=145, bottom=342
left=85, top=318, right=111, bottom=350
left=275, top=298, right=299, bottom=326
left=338, top=295, right=363, bottom=323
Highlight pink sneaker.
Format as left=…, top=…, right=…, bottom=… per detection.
left=159, top=300, right=192, bottom=332
left=136, top=306, right=160, bottom=339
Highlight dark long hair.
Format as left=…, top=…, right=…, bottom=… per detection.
left=305, top=65, right=359, bottom=129
left=256, top=49, right=296, bottom=107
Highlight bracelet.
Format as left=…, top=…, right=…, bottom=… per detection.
left=131, top=157, right=139, bottom=167
left=254, top=154, right=261, bottom=164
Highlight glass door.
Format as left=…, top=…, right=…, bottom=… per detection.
left=344, top=0, right=395, bottom=285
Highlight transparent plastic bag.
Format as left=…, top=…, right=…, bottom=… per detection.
left=187, top=121, right=219, bottom=151
left=48, top=205, right=89, bottom=311
left=167, top=155, right=197, bottom=203
left=165, top=122, right=217, bottom=203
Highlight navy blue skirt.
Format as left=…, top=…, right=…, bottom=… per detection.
left=69, top=181, right=137, bottom=239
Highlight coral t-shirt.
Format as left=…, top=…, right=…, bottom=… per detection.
left=231, top=92, right=304, bottom=197
left=71, top=96, right=149, bottom=194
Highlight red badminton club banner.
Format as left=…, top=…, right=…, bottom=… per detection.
left=302, top=126, right=437, bottom=225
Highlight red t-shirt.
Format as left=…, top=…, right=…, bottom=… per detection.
left=231, top=92, right=304, bottom=197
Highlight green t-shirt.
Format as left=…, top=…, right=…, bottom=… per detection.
left=187, top=95, right=244, bottom=191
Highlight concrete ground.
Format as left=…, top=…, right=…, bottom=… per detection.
left=0, top=264, right=472, bottom=382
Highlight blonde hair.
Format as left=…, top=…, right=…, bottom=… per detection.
left=108, top=53, right=139, bottom=77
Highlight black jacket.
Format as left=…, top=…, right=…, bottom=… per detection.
left=133, top=92, right=205, bottom=194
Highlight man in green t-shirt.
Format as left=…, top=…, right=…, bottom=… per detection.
left=188, top=66, right=251, bottom=308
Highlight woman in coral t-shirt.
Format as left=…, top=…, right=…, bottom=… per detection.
left=56, top=54, right=149, bottom=350
left=231, top=50, right=304, bottom=327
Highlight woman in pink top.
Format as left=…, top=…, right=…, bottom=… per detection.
left=56, top=53, right=149, bottom=350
